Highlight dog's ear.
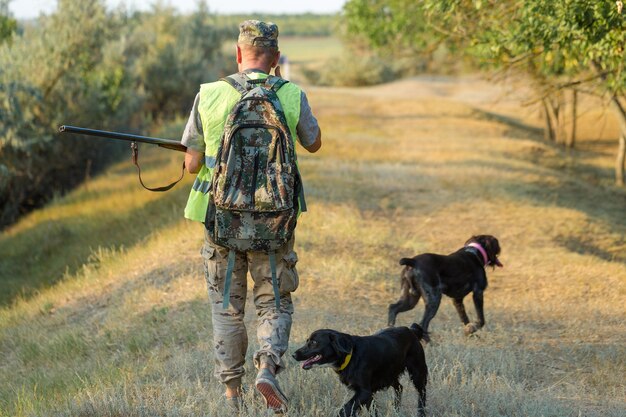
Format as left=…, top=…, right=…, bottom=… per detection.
left=399, top=258, right=415, bottom=268
left=329, top=332, right=353, bottom=355
left=484, top=236, right=503, bottom=268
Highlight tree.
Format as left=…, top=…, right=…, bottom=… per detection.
left=343, top=0, right=626, bottom=185
left=0, top=0, right=129, bottom=226
left=430, top=0, right=626, bottom=184
left=0, top=0, right=230, bottom=228
left=343, top=0, right=439, bottom=72
left=0, top=0, right=16, bottom=43
left=128, top=2, right=230, bottom=120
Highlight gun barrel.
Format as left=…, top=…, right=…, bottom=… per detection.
left=58, top=125, right=187, bottom=152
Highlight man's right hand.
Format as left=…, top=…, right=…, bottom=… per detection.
left=185, top=148, right=204, bottom=174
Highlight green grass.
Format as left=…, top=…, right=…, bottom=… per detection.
left=0, top=144, right=190, bottom=306
left=1, top=78, right=625, bottom=416
left=279, top=36, right=343, bottom=64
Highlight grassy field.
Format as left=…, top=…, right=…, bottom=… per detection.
left=279, top=36, right=343, bottom=65
left=1, top=44, right=626, bottom=416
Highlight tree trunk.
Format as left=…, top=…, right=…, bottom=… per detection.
left=611, top=96, right=626, bottom=186
left=554, top=92, right=565, bottom=144
left=542, top=97, right=557, bottom=141
left=617, top=134, right=626, bottom=187
left=589, top=61, right=626, bottom=185
left=568, top=89, right=577, bottom=148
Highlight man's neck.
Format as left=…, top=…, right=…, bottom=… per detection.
left=241, top=67, right=268, bottom=74
left=238, top=60, right=271, bottom=74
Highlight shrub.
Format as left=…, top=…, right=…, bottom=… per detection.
left=0, top=0, right=230, bottom=228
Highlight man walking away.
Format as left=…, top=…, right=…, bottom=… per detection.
left=181, top=20, right=322, bottom=413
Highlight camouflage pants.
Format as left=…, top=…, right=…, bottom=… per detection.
left=202, top=229, right=299, bottom=386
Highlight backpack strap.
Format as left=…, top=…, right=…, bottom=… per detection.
left=265, top=76, right=289, bottom=92
left=223, top=74, right=288, bottom=95
left=298, top=184, right=307, bottom=212
left=263, top=75, right=306, bottom=212
left=221, top=73, right=249, bottom=95
left=268, top=252, right=281, bottom=309
left=220, top=249, right=282, bottom=311
left=222, top=249, right=237, bottom=309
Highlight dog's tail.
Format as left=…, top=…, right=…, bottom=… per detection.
left=400, top=258, right=420, bottom=297
left=399, top=258, right=416, bottom=267
left=410, top=323, right=430, bottom=343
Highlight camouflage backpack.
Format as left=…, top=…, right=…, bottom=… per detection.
left=205, top=72, right=305, bottom=309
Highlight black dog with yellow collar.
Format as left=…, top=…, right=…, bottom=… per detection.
left=293, top=324, right=428, bottom=417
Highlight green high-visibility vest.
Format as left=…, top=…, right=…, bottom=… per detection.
left=184, top=71, right=303, bottom=222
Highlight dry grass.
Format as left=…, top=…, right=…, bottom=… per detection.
left=1, top=76, right=625, bottom=417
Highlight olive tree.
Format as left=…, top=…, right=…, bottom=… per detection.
left=0, top=0, right=231, bottom=228
left=0, top=0, right=16, bottom=43
left=343, top=0, right=626, bottom=185
left=424, top=0, right=626, bottom=184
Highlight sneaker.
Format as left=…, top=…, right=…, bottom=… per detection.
left=255, top=368, right=288, bottom=414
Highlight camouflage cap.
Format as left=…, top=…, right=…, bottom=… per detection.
left=238, top=20, right=279, bottom=48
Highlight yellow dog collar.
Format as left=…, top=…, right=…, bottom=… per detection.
left=336, top=351, right=353, bottom=372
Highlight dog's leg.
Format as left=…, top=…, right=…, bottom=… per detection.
left=452, top=297, right=470, bottom=325
left=338, top=389, right=374, bottom=417
left=416, top=382, right=427, bottom=417
left=388, top=294, right=419, bottom=327
left=420, top=285, right=441, bottom=336
left=472, top=289, right=485, bottom=329
left=407, top=342, right=427, bottom=417
left=407, top=362, right=427, bottom=417
left=392, top=380, right=403, bottom=410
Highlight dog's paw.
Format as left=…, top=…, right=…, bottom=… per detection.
left=464, top=323, right=479, bottom=335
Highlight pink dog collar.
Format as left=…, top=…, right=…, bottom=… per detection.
left=466, top=242, right=489, bottom=266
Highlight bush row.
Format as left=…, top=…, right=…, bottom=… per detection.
left=0, top=0, right=233, bottom=228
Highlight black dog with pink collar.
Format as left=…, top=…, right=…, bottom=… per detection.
left=388, top=235, right=503, bottom=340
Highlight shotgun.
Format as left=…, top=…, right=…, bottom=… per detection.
left=58, top=125, right=187, bottom=191
left=58, top=125, right=187, bottom=152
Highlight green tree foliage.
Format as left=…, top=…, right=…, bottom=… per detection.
left=425, top=0, right=626, bottom=184
left=0, top=0, right=16, bottom=43
left=334, top=1, right=457, bottom=84
left=0, top=0, right=229, bottom=228
left=130, top=3, right=233, bottom=120
left=217, top=13, right=338, bottom=37
left=343, top=0, right=626, bottom=184
left=343, top=0, right=430, bottom=56
left=421, top=1, right=625, bottom=93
